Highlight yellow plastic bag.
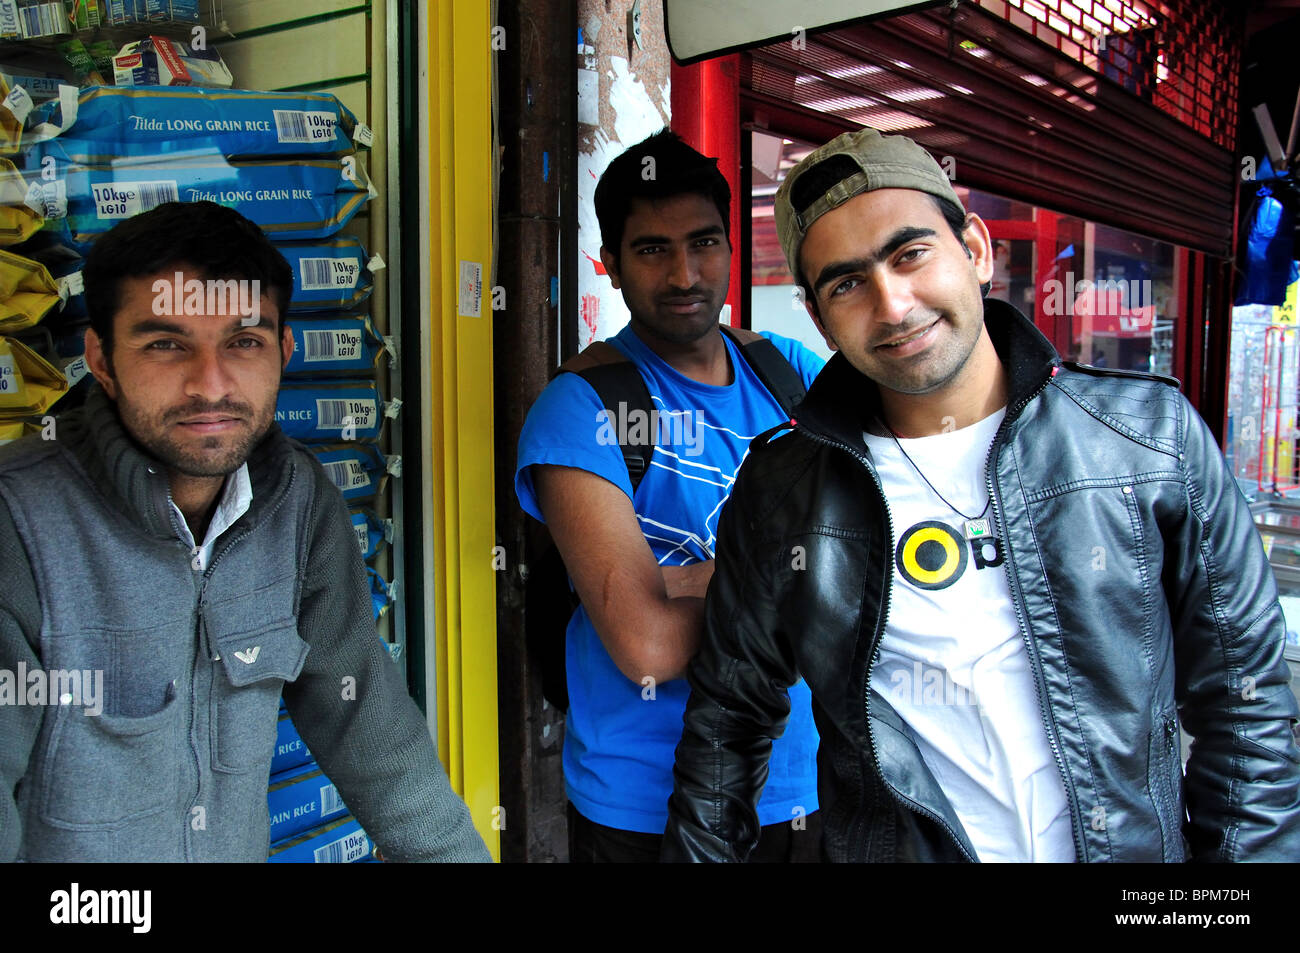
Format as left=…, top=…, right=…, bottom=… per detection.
left=0, top=249, right=60, bottom=332
left=0, top=157, right=42, bottom=246
left=0, top=77, right=25, bottom=156
left=0, top=418, right=39, bottom=445
left=0, top=336, right=67, bottom=416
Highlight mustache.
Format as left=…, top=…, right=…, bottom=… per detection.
left=164, top=400, right=253, bottom=423
left=872, top=317, right=939, bottom=348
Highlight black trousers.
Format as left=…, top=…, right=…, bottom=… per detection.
left=567, top=801, right=824, bottom=863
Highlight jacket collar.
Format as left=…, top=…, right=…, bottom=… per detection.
left=794, top=298, right=1060, bottom=450
left=61, top=383, right=297, bottom=541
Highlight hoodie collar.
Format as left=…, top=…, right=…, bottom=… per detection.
left=62, top=384, right=296, bottom=541
left=794, top=298, right=1060, bottom=451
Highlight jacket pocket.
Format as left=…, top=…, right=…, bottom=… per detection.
left=38, top=693, right=181, bottom=830
left=1149, top=711, right=1186, bottom=862
left=209, top=623, right=309, bottom=774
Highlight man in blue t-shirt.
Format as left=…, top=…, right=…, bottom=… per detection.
left=515, top=130, right=824, bottom=862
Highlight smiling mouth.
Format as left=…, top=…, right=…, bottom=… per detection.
left=877, top=320, right=939, bottom=349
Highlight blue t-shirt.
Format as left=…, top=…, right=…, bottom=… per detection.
left=515, top=325, right=825, bottom=833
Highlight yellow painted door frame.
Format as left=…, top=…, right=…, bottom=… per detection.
left=421, top=0, right=500, bottom=860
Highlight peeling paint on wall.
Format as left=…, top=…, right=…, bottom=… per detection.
left=577, top=0, right=672, bottom=348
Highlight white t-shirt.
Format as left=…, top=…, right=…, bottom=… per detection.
left=863, top=409, right=1075, bottom=862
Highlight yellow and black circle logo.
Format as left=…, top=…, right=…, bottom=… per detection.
left=895, top=520, right=968, bottom=591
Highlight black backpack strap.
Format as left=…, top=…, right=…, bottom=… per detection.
left=554, top=343, right=655, bottom=494
left=719, top=324, right=807, bottom=416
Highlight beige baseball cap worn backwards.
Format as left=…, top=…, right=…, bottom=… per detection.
left=773, top=127, right=963, bottom=280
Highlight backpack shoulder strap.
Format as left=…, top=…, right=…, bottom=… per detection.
left=719, top=324, right=807, bottom=417
left=554, top=343, right=655, bottom=494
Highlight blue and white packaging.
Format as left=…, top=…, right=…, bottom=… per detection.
left=144, top=0, right=200, bottom=22
left=367, top=567, right=395, bottom=621
left=275, top=380, right=387, bottom=442
left=309, top=443, right=395, bottom=502
left=32, top=151, right=374, bottom=250
left=284, top=315, right=384, bottom=376
left=113, top=36, right=232, bottom=87
left=268, top=815, right=372, bottom=864
left=41, top=86, right=365, bottom=164
left=280, top=236, right=377, bottom=312
left=270, top=710, right=313, bottom=775
left=267, top=762, right=349, bottom=843
left=350, top=507, right=391, bottom=561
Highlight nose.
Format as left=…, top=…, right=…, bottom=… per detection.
left=184, top=344, right=234, bottom=403
left=666, top=245, right=700, bottom=291
left=869, top=270, right=916, bottom=327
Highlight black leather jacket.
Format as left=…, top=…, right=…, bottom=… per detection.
left=663, top=300, right=1300, bottom=862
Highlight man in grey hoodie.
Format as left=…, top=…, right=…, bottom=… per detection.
left=0, top=201, right=489, bottom=862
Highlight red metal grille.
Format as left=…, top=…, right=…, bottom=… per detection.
left=974, top=0, right=1240, bottom=150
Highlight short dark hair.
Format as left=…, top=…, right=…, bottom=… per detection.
left=594, top=129, right=731, bottom=263
left=84, top=201, right=293, bottom=353
left=795, top=192, right=989, bottom=314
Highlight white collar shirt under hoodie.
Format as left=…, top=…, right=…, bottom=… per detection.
left=168, top=463, right=253, bottom=573
left=863, top=409, right=1075, bottom=862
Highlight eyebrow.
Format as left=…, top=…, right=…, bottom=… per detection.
left=812, top=226, right=938, bottom=297
left=627, top=224, right=726, bottom=248
left=126, top=315, right=277, bottom=337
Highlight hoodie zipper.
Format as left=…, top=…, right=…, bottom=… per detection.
left=796, top=424, right=976, bottom=862
left=981, top=372, right=1087, bottom=862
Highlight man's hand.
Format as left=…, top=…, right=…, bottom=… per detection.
left=534, top=464, right=707, bottom=684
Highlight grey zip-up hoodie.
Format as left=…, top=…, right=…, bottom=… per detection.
left=0, top=385, right=489, bottom=862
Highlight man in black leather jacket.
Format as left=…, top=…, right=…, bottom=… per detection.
left=662, top=127, right=1300, bottom=862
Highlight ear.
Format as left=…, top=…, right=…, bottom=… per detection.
left=279, top=318, right=293, bottom=371
left=599, top=246, right=621, bottom=290
left=960, top=213, right=995, bottom=287
left=803, top=296, right=839, bottom=352
left=83, top=327, right=118, bottom=399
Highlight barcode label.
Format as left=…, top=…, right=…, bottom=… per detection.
left=274, top=109, right=337, bottom=144
left=312, top=829, right=369, bottom=863
left=92, top=180, right=179, bottom=220
left=320, top=783, right=346, bottom=817
left=322, top=460, right=371, bottom=492
left=315, top=398, right=376, bottom=431
left=354, top=521, right=369, bottom=554
left=0, top=354, right=16, bottom=394
left=299, top=256, right=360, bottom=290
left=303, top=329, right=362, bottom=363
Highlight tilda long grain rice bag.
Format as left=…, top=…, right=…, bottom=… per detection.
left=28, top=150, right=374, bottom=251
left=28, top=86, right=371, bottom=163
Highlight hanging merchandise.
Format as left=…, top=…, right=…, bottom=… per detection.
left=0, top=335, right=66, bottom=415
left=281, top=237, right=379, bottom=313
left=367, top=567, right=395, bottom=622
left=284, top=315, right=384, bottom=376
left=0, top=418, right=38, bottom=443
left=0, top=248, right=60, bottom=332
left=1236, top=158, right=1299, bottom=308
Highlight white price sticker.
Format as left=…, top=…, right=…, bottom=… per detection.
left=299, top=256, right=359, bottom=290
left=312, top=829, right=370, bottom=863
left=354, top=521, right=368, bottom=554
left=274, top=109, right=338, bottom=144
left=303, top=329, right=362, bottom=363
left=0, top=353, right=17, bottom=394
left=92, top=180, right=179, bottom=220
left=315, top=398, right=376, bottom=431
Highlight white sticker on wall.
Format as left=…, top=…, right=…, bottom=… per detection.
left=459, top=260, right=483, bottom=318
